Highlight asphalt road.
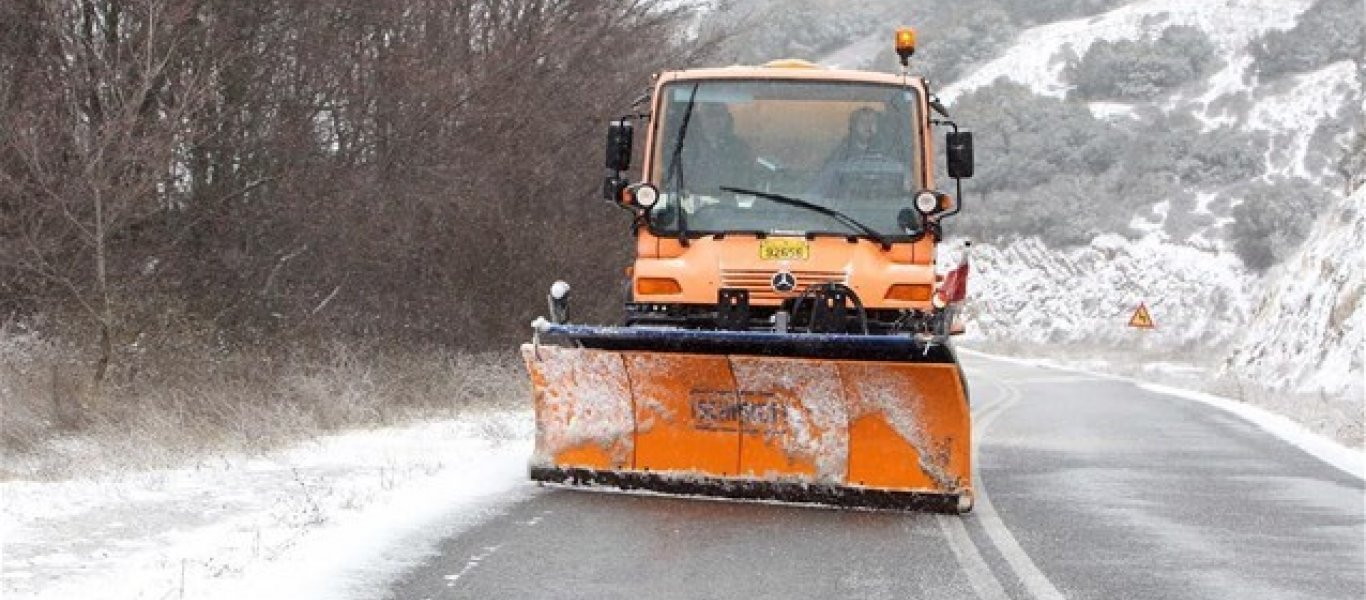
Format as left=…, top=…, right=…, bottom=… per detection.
left=388, top=354, right=1365, bottom=599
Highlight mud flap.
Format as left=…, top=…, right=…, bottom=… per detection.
left=520, top=342, right=972, bottom=509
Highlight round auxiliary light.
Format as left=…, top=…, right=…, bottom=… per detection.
left=634, top=184, right=660, bottom=208
left=915, top=191, right=940, bottom=214
left=549, top=280, right=570, bottom=301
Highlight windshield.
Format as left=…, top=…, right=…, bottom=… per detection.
left=649, top=79, right=922, bottom=238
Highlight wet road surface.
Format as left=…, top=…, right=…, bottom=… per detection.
left=388, top=354, right=1365, bottom=599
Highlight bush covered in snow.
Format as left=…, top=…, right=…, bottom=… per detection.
left=1065, top=25, right=1220, bottom=101
left=1249, top=0, right=1364, bottom=80
left=1123, top=112, right=1265, bottom=188
left=1228, top=179, right=1330, bottom=272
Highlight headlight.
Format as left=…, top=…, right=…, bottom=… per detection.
left=633, top=184, right=660, bottom=208
left=915, top=191, right=940, bottom=214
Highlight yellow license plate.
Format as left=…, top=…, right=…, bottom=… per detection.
left=759, top=239, right=810, bottom=261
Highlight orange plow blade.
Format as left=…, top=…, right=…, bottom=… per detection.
left=520, top=343, right=973, bottom=513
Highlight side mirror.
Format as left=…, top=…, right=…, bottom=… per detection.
left=946, top=131, right=974, bottom=179
left=605, top=120, right=634, bottom=172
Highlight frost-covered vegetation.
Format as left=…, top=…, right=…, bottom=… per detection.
left=1249, top=0, right=1364, bottom=80
left=1229, top=180, right=1330, bottom=272
left=0, top=325, right=526, bottom=478
left=944, top=81, right=1278, bottom=248
left=1065, top=25, right=1221, bottom=101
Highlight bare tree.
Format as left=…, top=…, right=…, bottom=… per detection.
left=1, top=0, right=709, bottom=387
left=2, top=0, right=211, bottom=391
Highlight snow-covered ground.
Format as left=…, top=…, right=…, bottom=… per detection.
left=960, top=234, right=1255, bottom=353
left=1226, top=187, right=1365, bottom=401
left=941, top=0, right=1316, bottom=102
left=938, top=0, right=1360, bottom=183
left=1, top=412, right=534, bottom=600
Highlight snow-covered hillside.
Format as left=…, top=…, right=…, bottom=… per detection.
left=942, top=0, right=1317, bottom=102
left=941, top=0, right=1360, bottom=185
left=924, top=0, right=1362, bottom=438
left=1226, top=187, right=1364, bottom=400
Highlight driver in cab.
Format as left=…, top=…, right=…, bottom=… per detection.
left=678, top=103, right=757, bottom=200
left=810, top=107, right=910, bottom=200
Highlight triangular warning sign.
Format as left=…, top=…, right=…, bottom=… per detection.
left=1128, top=302, right=1156, bottom=329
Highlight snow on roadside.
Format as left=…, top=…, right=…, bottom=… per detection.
left=960, top=348, right=1365, bottom=480
left=1, top=411, right=535, bottom=600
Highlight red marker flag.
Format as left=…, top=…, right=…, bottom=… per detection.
left=934, top=245, right=971, bottom=308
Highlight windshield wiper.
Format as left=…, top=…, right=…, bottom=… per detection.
left=664, top=84, right=700, bottom=245
left=719, top=186, right=892, bottom=249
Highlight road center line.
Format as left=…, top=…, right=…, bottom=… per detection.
left=937, top=514, right=1012, bottom=600
left=927, top=384, right=1013, bottom=599
left=972, top=381, right=1068, bottom=600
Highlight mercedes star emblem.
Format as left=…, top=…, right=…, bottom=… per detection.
left=771, top=271, right=797, bottom=293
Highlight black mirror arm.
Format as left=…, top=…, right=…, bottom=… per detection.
left=930, top=118, right=959, bottom=132
left=929, top=96, right=951, bottom=119
left=942, top=176, right=965, bottom=218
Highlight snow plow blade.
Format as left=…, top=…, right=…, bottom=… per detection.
left=521, top=325, right=973, bottom=513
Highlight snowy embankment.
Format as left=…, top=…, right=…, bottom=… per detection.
left=1, top=412, right=534, bottom=600
left=1226, top=188, right=1365, bottom=404
left=960, top=235, right=1253, bottom=353
left=958, top=223, right=1363, bottom=446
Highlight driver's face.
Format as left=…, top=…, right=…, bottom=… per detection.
left=853, top=113, right=878, bottom=143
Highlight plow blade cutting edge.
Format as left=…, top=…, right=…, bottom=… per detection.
left=521, top=325, right=974, bottom=513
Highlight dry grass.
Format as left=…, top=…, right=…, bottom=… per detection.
left=0, top=332, right=529, bottom=480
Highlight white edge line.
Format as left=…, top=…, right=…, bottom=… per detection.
left=958, top=347, right=1366, bottom=481
left=972, top=380, right=1068, bottom=600
left=1136, top=381, right=1365, bottom=481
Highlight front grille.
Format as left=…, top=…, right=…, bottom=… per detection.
left=720, top=269, right=847, bottom=302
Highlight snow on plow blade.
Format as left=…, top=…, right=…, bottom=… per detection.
left=520, top=326, right=973, bottom=513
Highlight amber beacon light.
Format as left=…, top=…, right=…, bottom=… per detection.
left=895, top=27, right=917, bottom=66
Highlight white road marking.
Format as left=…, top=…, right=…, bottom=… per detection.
left=962, top=347, right=1364, bottom=480
left=971, top=381, right=1069, bottom=600
left=443, top=544, right=502, bottom=587
left=933, top=394, right=1013, bottom=599
left=937, top=515, right=1012, bottom=600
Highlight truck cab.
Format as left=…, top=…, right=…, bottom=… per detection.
left=605, top=57, right=972, bottom=336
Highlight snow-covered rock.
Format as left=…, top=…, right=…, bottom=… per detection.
left=961, top=234, right=1254, bottom=354
left=1225, top=187, right=1364, bottom=399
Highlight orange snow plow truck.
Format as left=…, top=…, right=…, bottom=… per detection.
left=521, top=29, right=978, bottom=513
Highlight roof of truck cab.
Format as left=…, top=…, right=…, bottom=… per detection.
left=656, top=64, right=922, bottom=89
